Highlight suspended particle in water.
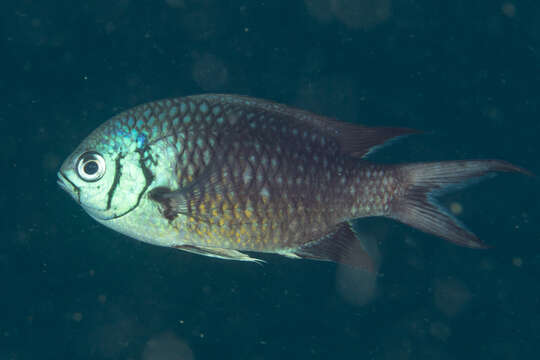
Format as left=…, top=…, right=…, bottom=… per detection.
left=449, top=202, right=463, bottom=215
left=142, top=332, right=194, bottom=360
left=501, top=2, right=516, bottom=18
left=330, top=0, right=392, bottom=29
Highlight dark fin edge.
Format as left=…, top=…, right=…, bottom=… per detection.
left=390, top=160, right=530, bottom=248
left=336, top=125, right=421, bottom=158
left=294, top=222, right=375, bottom=271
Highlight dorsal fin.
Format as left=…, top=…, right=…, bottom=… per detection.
left=293, top=222, right=375, bottom=271
left=320, top=122, right=419, bottom=158
left=188, top=94, right=419, bottom=158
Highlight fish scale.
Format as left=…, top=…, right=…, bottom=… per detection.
left=58, top=94, right=529, bottom=268
left=148, top=98, right=355, bottom=251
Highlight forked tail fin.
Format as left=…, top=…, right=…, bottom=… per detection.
left=390, top=160, right=530, bottom=248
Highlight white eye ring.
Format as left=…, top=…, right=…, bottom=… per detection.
left=76, top=152, right=106, bottom=182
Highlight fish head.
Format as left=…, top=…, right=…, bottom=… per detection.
left=57, top=120, right=152, bottom=222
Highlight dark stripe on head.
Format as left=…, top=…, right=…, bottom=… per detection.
left=101, top=147, right=155, bottom=220
left=106, top=153, right=125, bottom=210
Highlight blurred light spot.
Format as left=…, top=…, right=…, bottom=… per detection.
left=483, top=105, right=504, bottom=125
left=501, top=2, right=516, bottom=18
left=331, top=0, right=392, bottom=29
left=165, top=0, right=186, bottom=8
left=192, top=53, right=228, bottom=91
left=429, top=321, right=451, bottom=342
left=105, top=22, right=116, bottom=34
left=512, top=257, right=523, bottom=267
left=72, top=312, right=83, bottom=322
left=449, top=202, right=462, bottom=215
left=142, top=332, right=194, bottom=360
left=336, top=233, right=380, bottom=306
left=98, top=294, right=107, bottom=304
left=304, top=0, right=334, bottom=24
left=404, top=235, right=418, bottom=248
left=16, top=231, right=29, bottom=246
left=305, top=0, right=391, bottom=29
left=433, top=278, right=471, bottom=317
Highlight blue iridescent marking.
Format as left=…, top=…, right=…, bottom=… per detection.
left=136, top=134, right=147, bottom=148
left=128, top=116, right=134, bottom=127
left=136, top=119, right=144, bottom=128
left=183, top=115, right=191, bottom=124
left=158, top=112, right=166, bottom=122
left=200, top=103, right=208, bottom=113
left=180, top=102, right=187, bottom=113
left=144, top=109, right=152, bottom=118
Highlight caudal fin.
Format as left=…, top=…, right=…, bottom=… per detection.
left=390, top=160, right=530, bottom=248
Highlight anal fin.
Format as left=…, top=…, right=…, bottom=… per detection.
left=293, top=222, right=375, bottom=271
left=173, top=245, right=265, bottom=264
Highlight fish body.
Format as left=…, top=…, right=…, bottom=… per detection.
left=58, top=94, right=527, bottom=269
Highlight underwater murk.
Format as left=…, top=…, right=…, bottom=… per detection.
left=4, top=0, right=539, bottom=359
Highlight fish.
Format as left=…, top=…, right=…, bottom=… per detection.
left=57, top=94, right=529, bottom=270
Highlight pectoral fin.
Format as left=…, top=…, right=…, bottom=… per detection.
left=173, top=244, right=265, bottom=264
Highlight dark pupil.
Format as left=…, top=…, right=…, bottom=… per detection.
left=84, top=161, right=99, bottom=175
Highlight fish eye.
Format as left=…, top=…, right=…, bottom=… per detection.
left=76, top=152, right=106, bottom=182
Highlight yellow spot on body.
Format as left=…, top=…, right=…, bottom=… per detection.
left=450, top=202, right=463, bottom=215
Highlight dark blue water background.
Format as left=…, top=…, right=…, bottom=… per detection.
left=1, top=0, right=539, bottom=359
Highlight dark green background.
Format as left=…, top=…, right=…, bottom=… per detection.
left=2, top=0, right=539, bottom=359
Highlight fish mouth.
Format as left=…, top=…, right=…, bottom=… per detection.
left=57, top=171, right=80, bottom=201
